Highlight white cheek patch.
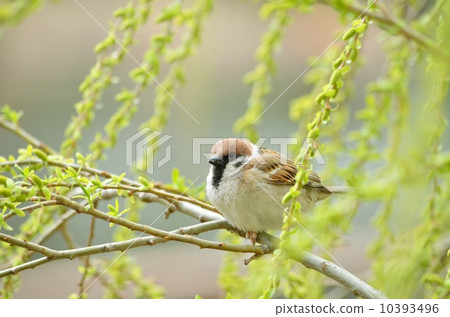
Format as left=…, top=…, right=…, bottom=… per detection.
left=223, top=163, right=241, bottom=178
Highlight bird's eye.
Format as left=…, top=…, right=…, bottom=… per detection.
left=228, top=153, right=237, bottom=161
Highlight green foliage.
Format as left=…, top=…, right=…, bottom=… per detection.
left=1, top=0, right=449, bottom=299
left=86, top=0, right=213, bottom=164
left=0, top=105, right=23, bottom=124
left=218, top=231, right=280, bottom=298
left=143, top=0, right=213, bottom=132
left=0, top=146, right=171, bottom=297
left=365, top=0, right=450, bottom=298
left=62, top=0, right=154, bottom=159
left=265, top=17, right=370, bottom=299
left=224, top=0, right=449, bottom=300
left=102, top=199, right=165, bottom=299
left=0, top=0, right=52, bottom=30
left=168, top=167, right=206, bottom=200
left=234, top=3, right=297, bottom=142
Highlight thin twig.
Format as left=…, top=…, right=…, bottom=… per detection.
left=318, top=0, right=450, bottom=62
left=33, top=209, right=77, bottom=245
left=0, top=118, right=57, bottom=155
left=0, top=234, right=56, bottom=258
left=0, top=161, right=387, bottom=298
left=0, top=220, right=260, bottom=277
left=60, top=222, right=76, bottom=249
left=298, top=251, right=387, bottom=299
left=77, top=216, right=96, bottom=296
left=4, top=200, right=59, bottom=221
left=20, top=190, right=268, bottom=257
left=102, top=184, right=218, bottom=212
left=0, top=219, right=387, bottom=298
left=0, top=160, right=217, bottom=213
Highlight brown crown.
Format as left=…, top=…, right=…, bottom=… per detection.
left=211, top=138, right=254, bottom=157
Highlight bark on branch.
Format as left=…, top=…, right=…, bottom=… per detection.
left=0, top=165, right=387, bottom=298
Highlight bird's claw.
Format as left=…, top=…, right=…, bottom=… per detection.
left=246, top=231, right=258, bottom=245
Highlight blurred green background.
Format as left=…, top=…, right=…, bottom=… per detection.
left=0, top=0, right=397, bottom=298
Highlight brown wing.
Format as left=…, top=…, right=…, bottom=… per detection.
left=254, top=150, right=297, bottom=185
left=245, top=148, right=331, bottom=194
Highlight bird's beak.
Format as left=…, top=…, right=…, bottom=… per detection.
left=208, top=154, right=225, bottom=167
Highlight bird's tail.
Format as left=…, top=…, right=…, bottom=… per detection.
left=326, top=186, right=351, bottom=194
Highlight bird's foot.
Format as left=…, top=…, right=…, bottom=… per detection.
left=246, top=231, right=258, bottom=245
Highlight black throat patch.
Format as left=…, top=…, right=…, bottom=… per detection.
left=211, top=155, right=229, bottom=189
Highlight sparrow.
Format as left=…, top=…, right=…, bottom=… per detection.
left=206, top=138, right=347, bottom=244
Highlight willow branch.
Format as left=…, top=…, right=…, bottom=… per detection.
left=0, top=159, right=218, bottom=213
left=77, top=216, right=96, bottom=296
left=4, top=200, right=59, bottom=221
left=60, top=222, right=76, bottom=250
left=0, top=161, right=387, bottom=298
left=40, top=192, right=268, bottom=258
left=318, top=0, right=450, bottom=63
left=101, top=184, right=217, bottom=212
left=148, top=195, right=388, bottom=298
left=299, top=251, right=386, bottom=299
left=151, top=198, right=389, bottom=299
left=0, top=220, right=264, bottom=278
left=0, top=192, right=386, bottom=298
left=248, top=233, right=386, bottom=299
left=159, top=202, right=388, bottom=299
left=376, top=2, right=449, bottom=62
left=0, top=233, right=55, bottom=258
left=0, top=118, right=57, bottom=155
left=33, top=209, right=77, bottom=245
